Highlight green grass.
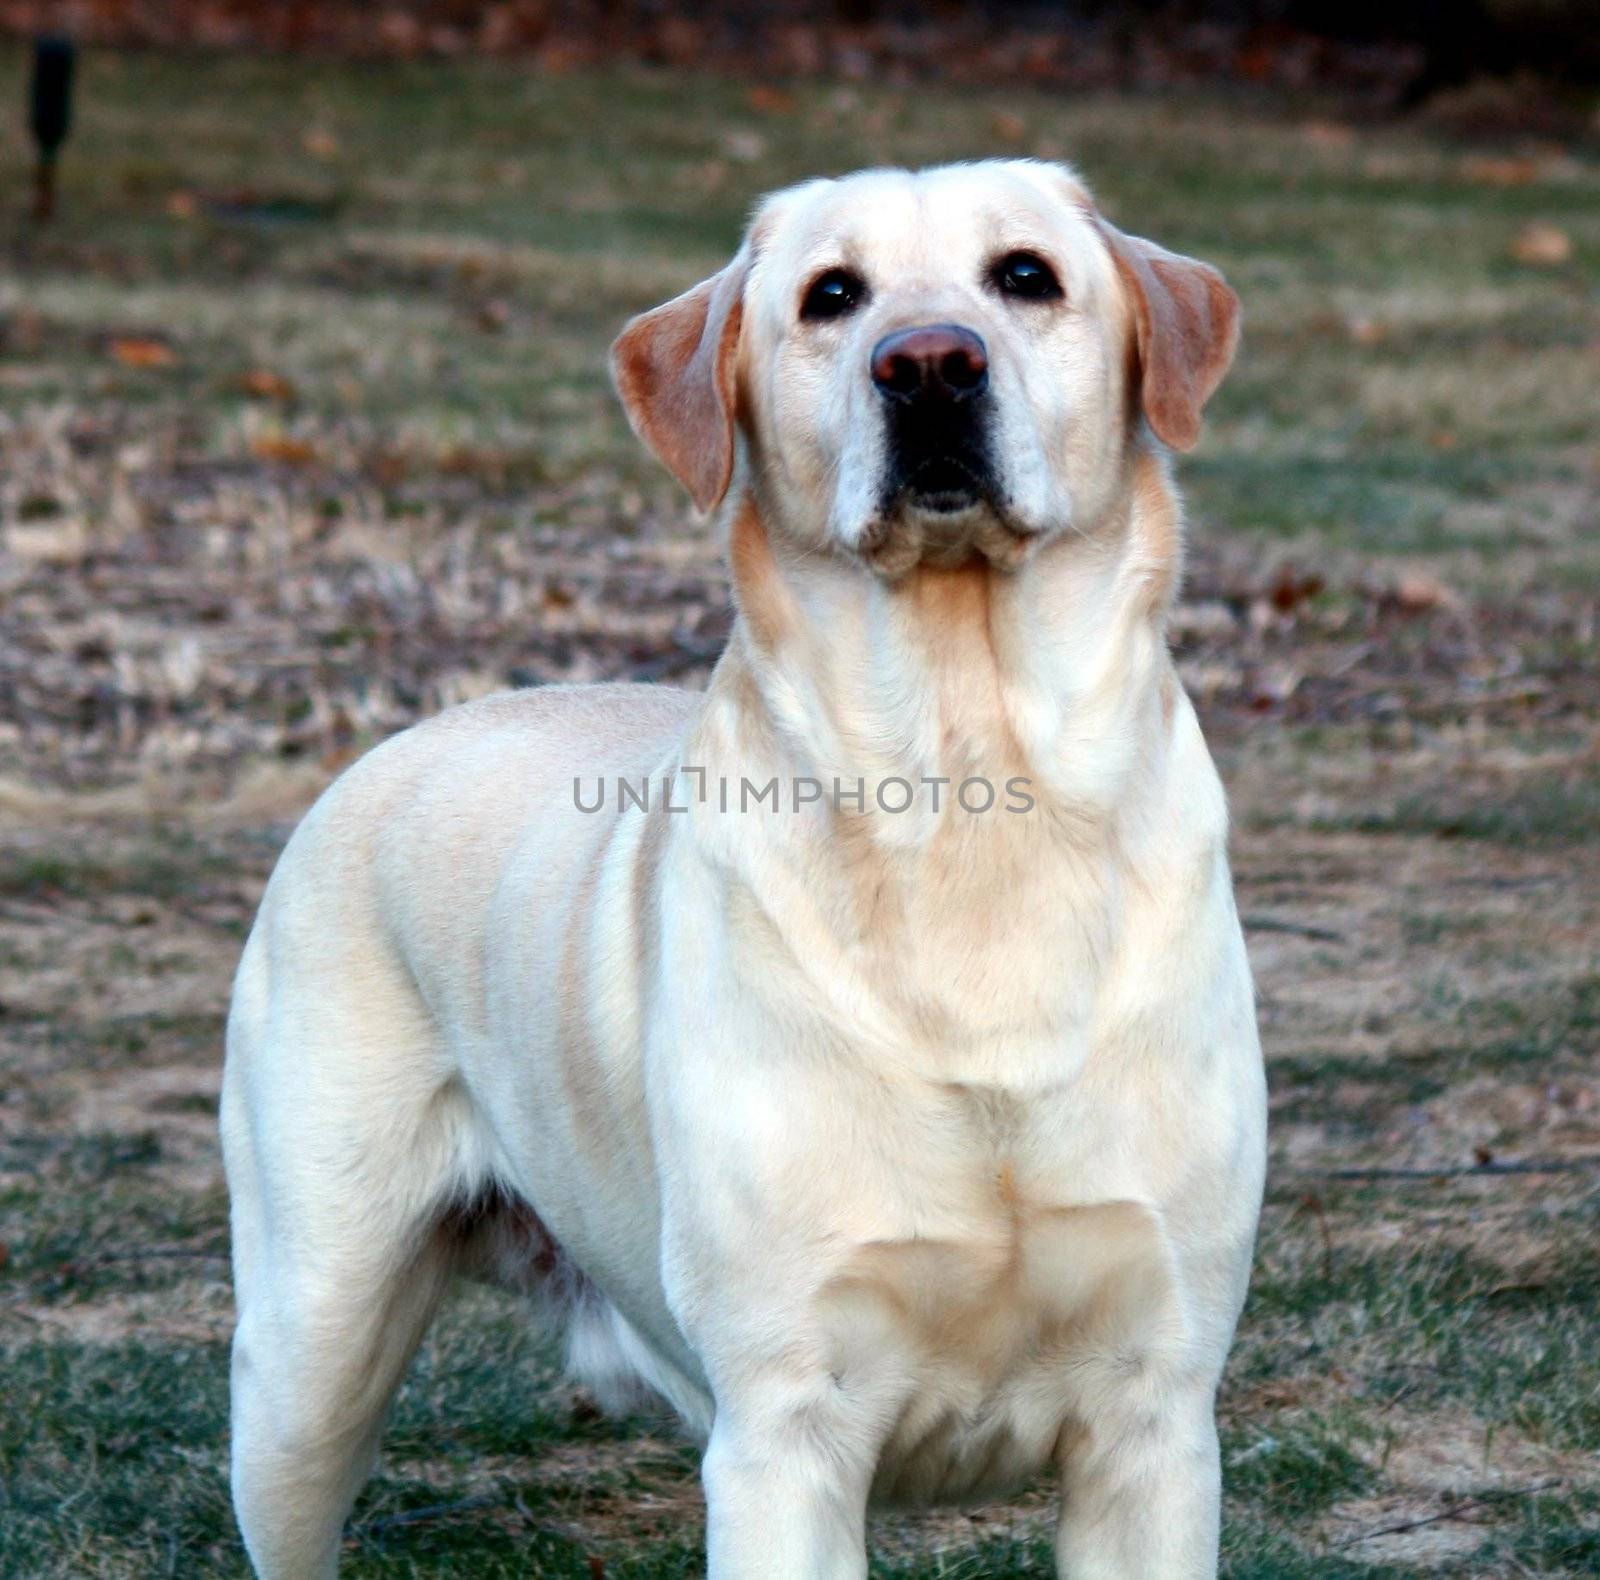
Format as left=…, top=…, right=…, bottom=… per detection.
left=1242, top=1233, right=1600, bottom=1449
left=0, top=830, right=243, bottom=905
left=1337, top=778, right=1600, bottom=846
left=6, top=1244, right=1595, bottom=1576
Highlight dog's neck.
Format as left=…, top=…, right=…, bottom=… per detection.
left=698, top=447, right=1184, bottom=828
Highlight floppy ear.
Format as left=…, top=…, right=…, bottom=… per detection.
left=1096, top=222, right=1240, bottom=452
left=610, top=255, right=749, bottom=514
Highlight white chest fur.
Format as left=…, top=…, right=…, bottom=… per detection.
left=822, top=1153, right=1185, bottom=1504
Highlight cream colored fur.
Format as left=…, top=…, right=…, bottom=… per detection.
left=223, top=159, right=1266, bottom=1579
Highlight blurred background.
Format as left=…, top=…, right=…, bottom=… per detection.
left=1, top=5, right=1597, bottom=1578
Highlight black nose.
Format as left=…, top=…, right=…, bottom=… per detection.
left=871, top=324, right=989, bottom=404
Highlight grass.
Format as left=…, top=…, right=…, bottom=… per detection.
left=1, top=41, right=1598, bottom=1580
left=1337, top=777, right=1600, bottom=845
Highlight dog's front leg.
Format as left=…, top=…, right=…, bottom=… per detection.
left=1053, top=1384, right=1222, bottom=1580
left=699, top=1382, right=876, bottom=1580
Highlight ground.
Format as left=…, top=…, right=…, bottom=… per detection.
left=1, top=45, right=1597, bottom=1580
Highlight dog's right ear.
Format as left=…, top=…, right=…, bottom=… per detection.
left=610, top=254, right=749, bottom=515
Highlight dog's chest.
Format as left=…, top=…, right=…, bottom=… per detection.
left=812, top=1106, right=1186, bottom=1506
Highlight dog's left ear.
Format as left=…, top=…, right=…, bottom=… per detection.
left=610, top=254, right=749, bottom=514
left=1096, top=222, right=1240, bottom=452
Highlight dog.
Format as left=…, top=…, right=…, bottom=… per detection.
left=223, top=158, right=1266, bottom=1579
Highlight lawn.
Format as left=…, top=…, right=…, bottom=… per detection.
left=1, top=44, right=1597, bottom=1579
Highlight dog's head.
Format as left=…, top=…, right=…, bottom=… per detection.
left=612, top=160, right=1238, bottom=576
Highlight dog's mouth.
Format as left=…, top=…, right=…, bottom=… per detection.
left=859, top=400, right=1034, bottom=573
left=897, top=452, right=991, bottom=515
left=860, top=463, right=1035, bottom=577
left=880, top=382, right=1002, bottom=520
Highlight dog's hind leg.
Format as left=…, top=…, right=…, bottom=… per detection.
left=222, top=928, right=481, bottom=1580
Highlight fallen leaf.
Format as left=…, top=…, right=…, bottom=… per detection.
left=108, top=336, right=177, bottom=369
left=1460, top=155, right=1538, bottom=187
left=1235, top=44, right=1275, bottom=82
left=250, top=434, right=318, bottom=466
left=301, top=128, right=340, bottom=159
left=1269, top=567, right=1326, bottom=614
left=1394, top=574, right=1454, bottom=613
left=745, top=85, right=796, bottom=116
left=236, top=368, right=295, bottom=400
left=1511, top=222, right=1572, bottom=266
left=473, top=299, right=510, bottom=334
left=1345, top=316, right=1388, bottom=346
left=165, top=190, right=198, bottom=220
left=989, top=110, right=1027, bottom=143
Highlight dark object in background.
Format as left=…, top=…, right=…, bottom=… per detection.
left=29, top=35, right=75, bottom=221
left=1077, top=0, right=1600, bottom=95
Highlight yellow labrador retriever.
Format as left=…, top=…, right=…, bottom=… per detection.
left=223, top=159, right=1265, bottom=1578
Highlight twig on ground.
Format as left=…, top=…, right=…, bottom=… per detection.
left=1291, top=1191, right=1336, bottom=1282
left=76, top=1248, right=230, bottom=1267
left=1439, top=873, right=1560, bottom=891
left=1289, top=1157, right=1600, bottom=1182
left=1242, top=914, right=1346, bottom=943
left=351, top=1492, right=601, bottom=1552
left=1335, top=1480, right=1562, bottom=1548
left=349, top=1496, right=505, bottom=1539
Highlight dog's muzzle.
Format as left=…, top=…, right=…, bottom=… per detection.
left=871, top=323, right=998, bottom=515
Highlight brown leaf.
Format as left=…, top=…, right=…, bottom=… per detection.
left=250, top=434, right=318, bottom=466
left=745, top=85, right=796, bottom=116
left=108, top=336, right=178, bottom=369
left=1460, top=155, right=1539, bottom=187
left=236, top=368, right=295, bottom=401
left=1235, top=43, right=1276, bottom=82
left=473, top=299, right=510, bottom=334
left=1511, top=222, right=1572, bottom=266
left=1269, top=567, right=1325, bottom=614
left=301, top=128, right=341, bottom=159
left=989, top=110, right=1027, bottom=144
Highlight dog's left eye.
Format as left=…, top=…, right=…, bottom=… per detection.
left=801, top=268, right=866, bottom=322
left=993, top=251, right=1063, bottom=302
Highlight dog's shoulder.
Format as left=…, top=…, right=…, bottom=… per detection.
left=337, top=682, right=701, bottom=797
left=398, top=682, right=703, bottom=752
left=269, top=683, right=702, bottom=906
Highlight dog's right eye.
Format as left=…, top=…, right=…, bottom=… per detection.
left=801, top=269, right=866, bottom=322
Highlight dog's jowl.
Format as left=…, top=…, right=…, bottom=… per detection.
left=224, top=159, right=1265, bottom=1579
